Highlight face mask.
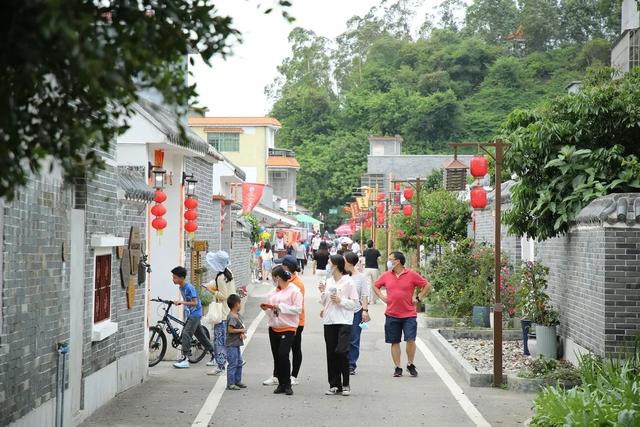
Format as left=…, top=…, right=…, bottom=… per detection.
left=387, top=260, right=395, bottom=270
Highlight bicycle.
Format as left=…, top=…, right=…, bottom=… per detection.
left=148, top=297, right=211, bottom=367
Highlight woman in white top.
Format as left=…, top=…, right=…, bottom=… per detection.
left=204, top=251, right=237, bottom=376
left=262, top=242, right=274, bottom=280
left=344, top=251, right=370, bottom=375
left=319, top=254, right=359, bottom=396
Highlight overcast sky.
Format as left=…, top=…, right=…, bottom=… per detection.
left=190, top=0, right=439, bottom=116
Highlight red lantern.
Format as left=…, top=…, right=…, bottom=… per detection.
left=403, top=187, right=414, bottom=201
left=394, top=182, right=401, bottom=191
left=184, top=197, right=198, bottom=210
left=184, top=222, right=198, bottom=233
left=403, top=204, right=413, bottom=217
left=154, top=190, right=167, bottom=203
left=376, top=202, right=384, bottom=213
left=470, top=155, right=489, bottom=178
left=184, top=210, right=198, bottom=221
left=377, top=213, right=385, bottom=225
left=392, top=205, right=401, bottom=213
left=377, top=192, right=385, bottom=202
left=363, top=219, right=372, bottom=228
left=152, top=217, right=167, bottom=230
left=150, top=204, right=167, bottom=217
left=470, top=185, right=487, bottom=209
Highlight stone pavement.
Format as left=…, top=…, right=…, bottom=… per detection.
left=82, top=270, right=535, bottom=427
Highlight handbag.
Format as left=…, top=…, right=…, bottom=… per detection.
left=206, top=301, right=225, bottom=325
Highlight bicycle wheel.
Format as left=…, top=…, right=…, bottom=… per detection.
left=188, top=325, right=211, bottom=364
left=148, top=325, right=167, bottom=367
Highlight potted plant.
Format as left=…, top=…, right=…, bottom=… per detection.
left=516, top=261, right=559, bottom=358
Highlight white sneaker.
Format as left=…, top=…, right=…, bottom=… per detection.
left=262, top=376, right=278, bottom=386
left=325, top=387, right=340, bottom=395
left=341, top=386, right=351, bottom=396
left=290, top=376, right=299, bottom=386
left=173, top=358, right=190, bottom=369
left=206, top=354, right=216, bottom=366
left=206, top=367, right=225, bottom=376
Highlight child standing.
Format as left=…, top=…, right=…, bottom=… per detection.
left=225, top=294, right=247, bottom=390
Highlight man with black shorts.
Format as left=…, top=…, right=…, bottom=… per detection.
left=373, top=251, right=430, bottom=377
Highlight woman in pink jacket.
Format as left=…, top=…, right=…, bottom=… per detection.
left=260, top=265, right=303, bottom=396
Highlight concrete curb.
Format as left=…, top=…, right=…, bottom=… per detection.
left=438, top=327, right=522, bottom=341
left=425, top=329, right=497, bottom=387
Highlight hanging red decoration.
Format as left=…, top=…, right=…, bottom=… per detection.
left=376, top=202, right=385, bottom=213
left=152, top=217, right=167, bottom=230
left=470, top=155, right=489, bottom=178
left=403, top=187, right=414, bottom=200
left=184, top=197, right=199, bottom=210
left=377, top=213, right=385, bottom=225
left=154, top=190, right=167, bottom=203
left=184, top=210, right=198, bottom=221
left=470, top=185, right=488, bottom=209
left=403, top=204, right=413, bottom=217
left=184, top=222, right=198, bottom=233
left=377, top=192, right=385, bottom=202
left=392, top=205, right=401, bottom=213
left=394, top=182, right=401, bottom=191
left=150, top=204, right=167, bottom=217
left=363, top=219, right=372, bottom=228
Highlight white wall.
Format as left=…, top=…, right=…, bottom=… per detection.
left=242, top=166, right=258, bottom=183
left=622, top=0, right=640, bottom=32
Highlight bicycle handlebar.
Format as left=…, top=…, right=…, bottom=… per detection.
left=151, top=297, right=173, bottom=305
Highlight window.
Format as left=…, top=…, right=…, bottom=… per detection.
left=94, top=254, right=112, bottom=323
left=207, top=132, right=240, bottom=152
left=631, top=30, right=640, bottom=70
left=270, top=170, right=288, bottom=180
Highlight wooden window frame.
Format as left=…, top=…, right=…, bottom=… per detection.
left=93, top=249, right=112, bottom=324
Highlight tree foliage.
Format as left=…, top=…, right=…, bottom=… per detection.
left=268, top=0, right=627, bottom=222
left=502, top=70, right=640, bottom=240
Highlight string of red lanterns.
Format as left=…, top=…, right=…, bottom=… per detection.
left=470, top=154, right=488, bottom=209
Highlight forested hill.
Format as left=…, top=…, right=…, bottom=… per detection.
left=268, top=0, right=621, bottom=225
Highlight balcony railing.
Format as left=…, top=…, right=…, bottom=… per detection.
left=268, top=148, right=296, bottom=158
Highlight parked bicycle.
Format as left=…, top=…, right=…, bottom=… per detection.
left=148, top=297, right=210, bottom=367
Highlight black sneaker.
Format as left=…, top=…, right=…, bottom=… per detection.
left=284, top=386, right=294, bottom=396
left=349, top=367, right=356, bottom=375
left=393, top=367, right=403, bottom=377
left=273, top=385, right=286, bottom=394
left=407, top=364, right=418, bottom=377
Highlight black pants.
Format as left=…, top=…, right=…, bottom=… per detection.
left=324, top=324, right=352, bottom=389
left=292, top=325, right=304, bottom=377
left=268, top=328, right=295, bottom=387
left=181, top=316, right=213, bottom=357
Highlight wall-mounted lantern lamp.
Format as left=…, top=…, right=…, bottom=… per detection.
left=182, top=172, right=198, bottom=197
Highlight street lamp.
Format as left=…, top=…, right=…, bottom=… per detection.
left=391, top=177, right=425, bottom=268
left=449, top=139, right=511, bottom=387
left=151, top=167, right=166, bottom=190
left=182, top=172, right=198, bottom=197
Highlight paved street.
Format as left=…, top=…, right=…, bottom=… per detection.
left=82, top=270, right=535, bottom=427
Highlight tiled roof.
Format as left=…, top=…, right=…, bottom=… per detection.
left=188, top=117, right=282, bottom=127
left=266, top=156, right=300, bottom=169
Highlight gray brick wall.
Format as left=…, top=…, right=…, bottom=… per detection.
left=230, top=210, right=251, bottom=288
left=474, top=203, right=521, bottom=267
left=0, top=171, right=72, bottom=423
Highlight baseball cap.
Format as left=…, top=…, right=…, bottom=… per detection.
left=273, top=255, right=300, bottom=272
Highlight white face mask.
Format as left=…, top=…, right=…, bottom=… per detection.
left=387, top=260, right=395, bottom=270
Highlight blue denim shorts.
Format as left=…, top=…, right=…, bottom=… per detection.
left=384, top=316, right=417, bottom=344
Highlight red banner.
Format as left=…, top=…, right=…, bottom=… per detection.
left=241, top=183, right=265, bottom=214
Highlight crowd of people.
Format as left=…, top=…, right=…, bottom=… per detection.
left=168, top=234, right=431, bottom=396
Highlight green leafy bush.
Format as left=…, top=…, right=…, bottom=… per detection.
left=518, top=356, right=580, bottom=384
left=426, top=239, right=512, bottom=318
left=515, top=261, right=559, bottom=326
left=531, top=345, right=640, bottom=426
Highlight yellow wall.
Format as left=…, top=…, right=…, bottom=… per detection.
left=191, top=126, right=268, bottom=184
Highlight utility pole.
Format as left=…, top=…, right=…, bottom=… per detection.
left=450, top=139, right=510, bottom=387
left=415, top=177, right=421, bottom=268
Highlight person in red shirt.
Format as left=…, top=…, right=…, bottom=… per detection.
left=373, top=251, right=430, bottom=378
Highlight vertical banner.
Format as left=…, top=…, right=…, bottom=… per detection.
left=241, top=183, right=265, bottom=214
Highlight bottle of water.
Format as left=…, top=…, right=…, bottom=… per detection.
left=359, top=322, right=369, bottom=330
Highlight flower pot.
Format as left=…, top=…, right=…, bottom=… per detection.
left=534, top=324, right=557, bottom=358
left=472, top=305, right=490, bottom=328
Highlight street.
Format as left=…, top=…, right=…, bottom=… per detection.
left=82, top=270, right=534, bottom=427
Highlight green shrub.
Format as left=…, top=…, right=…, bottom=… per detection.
left=530, top=343, right=640, bottom=426
left=518, top=356, right=581, bottom=383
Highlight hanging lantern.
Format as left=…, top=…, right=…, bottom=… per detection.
left=443, top=156, right=468, bottom=191
left=184, top=197, right=198, bottom=210
left=182, top=173, right=198, bottom=197
left=150, top=204, right=167, bottom=217
left=376, top=202, right=385, bottom=214
left=363, top=219, right=372, bottom=228
left=470, top=185, right=488, bottom=209
left=403, top=187, right=414, bottom=201
left=377, top=192, right=385, bottom=202
left=154, top=189, right=167, bottom=203
left=470, top=155, right=489, bottom=178
left=152, top=217, right=167, bottom=231
left=394, top=182, right=401, bottom=191
left=184, top=222, right=198, bottom=233
left=403, top=204, right=413, bottom=217
left=184, top=210, right=198, bottom=221
left=151, top=167, right=166, bottom=189
left=377, top=213, right=385, bottom=225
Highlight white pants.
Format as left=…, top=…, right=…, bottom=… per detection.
left=364, top=268, right=380, bottom=302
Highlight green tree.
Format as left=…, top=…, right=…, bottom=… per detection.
left=464, top=0, right=519, bottom=43
left=518, top=0, right=562, bottom=52
left=502, top=69, right=640, bottom=240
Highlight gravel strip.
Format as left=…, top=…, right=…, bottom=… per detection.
left=447, top=338, right=532, bottom=373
